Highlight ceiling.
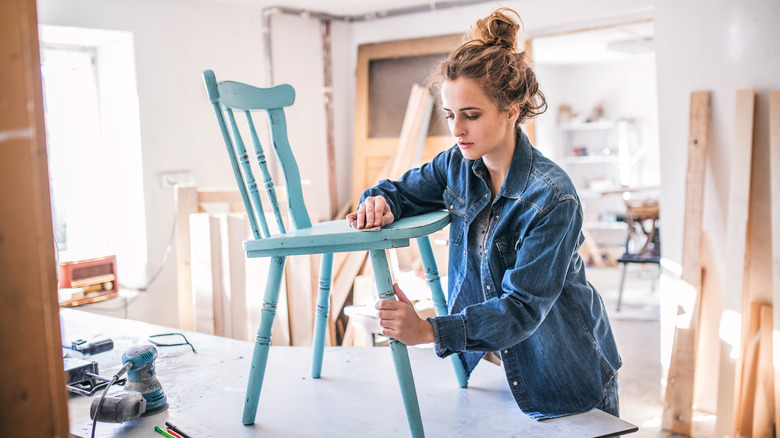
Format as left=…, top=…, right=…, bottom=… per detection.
left=253, top=1, right=654, bottom=65
left=237, top=0, right=490, bottom=17
left=532, top=21, right=655, bottom=65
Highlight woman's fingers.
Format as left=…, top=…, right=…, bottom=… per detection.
left=347, top=196, right=394, bottom=229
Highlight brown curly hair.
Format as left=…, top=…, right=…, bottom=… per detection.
left=430, top=8, right=547, bottom=132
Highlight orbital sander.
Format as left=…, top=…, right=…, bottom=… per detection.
left=90, top=344, right=168, bottom=424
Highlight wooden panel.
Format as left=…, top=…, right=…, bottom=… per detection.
left=662, top=91, right=710, bottom=435
left=0, top=0, right=70, bottom=433
left=770, top=90, right=780, bottom=438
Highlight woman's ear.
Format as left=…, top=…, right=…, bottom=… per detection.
left=507, top=104, right=521, bottom=124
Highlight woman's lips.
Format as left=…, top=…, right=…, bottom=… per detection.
left=458, top=141, right=473, bottom=149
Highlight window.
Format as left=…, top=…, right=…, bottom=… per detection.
left=39, top=25, right=147, bottom=287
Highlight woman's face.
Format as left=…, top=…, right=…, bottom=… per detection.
left=441, top=77, right=518, bottom=162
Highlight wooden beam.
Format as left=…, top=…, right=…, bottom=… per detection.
left=662, top=91, right=710, bottom=435
left=770, top=90, right=780, bottom=438
left=0, top=0, right=70, bottom=433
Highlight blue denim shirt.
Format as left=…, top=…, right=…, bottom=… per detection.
left=361, top=132, right=621, bottom=420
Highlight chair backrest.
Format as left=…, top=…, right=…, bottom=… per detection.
left=202, top=69, right=312, bottom=240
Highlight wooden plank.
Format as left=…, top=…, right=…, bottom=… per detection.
left=713, top=89, right=755, bottom=436
left=223, top=213, right=251, bottom=341
left=770, top=90, right=780, bottom=438
left=753, top=304, right=774, bottom=436
left=736, top=302, right=763, bottom=437
left=190, top=214, right=222, bottom=335
left=662, top=91, right=710, bottom=435
left=176, top=184, right=198, bottom=330
left=694, top=232, right=722, bottom=412
left=0, top=0, right=70, bottom=432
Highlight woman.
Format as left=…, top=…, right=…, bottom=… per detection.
left=347, top=8, right=621, bottom=420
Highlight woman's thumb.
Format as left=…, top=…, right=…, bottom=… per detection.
left=393, top=283, right=412, bottom=305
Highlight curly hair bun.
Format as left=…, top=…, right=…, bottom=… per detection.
left=429, top=7, right=546, bottom=128
left=469, top=8, right=521, bottom=51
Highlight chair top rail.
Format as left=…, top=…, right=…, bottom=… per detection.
left=203, top=69, right=312, bottom=238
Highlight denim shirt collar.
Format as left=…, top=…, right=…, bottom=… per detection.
left=470, top=131, right=534, bottom=200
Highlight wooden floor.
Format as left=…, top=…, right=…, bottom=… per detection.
left=64, top=309, right=636, bottom=438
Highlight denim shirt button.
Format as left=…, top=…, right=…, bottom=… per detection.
left=449, top=205, right=454, bottom=210
left=503, top=349, right=509, bottom=354
left=513, top=381, right=518, bottom=386
left=486, top=285, right=492, bottom=290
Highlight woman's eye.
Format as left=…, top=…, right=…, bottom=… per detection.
left=465, top=115, right=479, bottom=120
left=444, top=114, right=454, bottom=120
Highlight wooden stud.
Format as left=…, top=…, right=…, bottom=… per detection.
left=662, top=91, right=710, bottom=435
left=769, top=90, right=780, bottom=438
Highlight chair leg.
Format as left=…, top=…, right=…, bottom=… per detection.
left=311, top=252, right=334, bottom=378
left=415, top=236, right=468, bottom=388
left=242, top=255, right=286, bottom=425
left=369, top=249, right=425, bottom=438
left=616, top=262, right=628, bottom=312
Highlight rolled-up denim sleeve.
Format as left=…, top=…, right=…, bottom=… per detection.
left=426, top=314, right=466, bottom=357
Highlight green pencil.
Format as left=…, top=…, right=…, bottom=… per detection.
left=154, top=426, right=177, bottom=438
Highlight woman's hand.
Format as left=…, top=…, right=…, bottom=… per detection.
left=346, top=196, right=395, bottom=229
left=376, top=284, right=435, bottom=346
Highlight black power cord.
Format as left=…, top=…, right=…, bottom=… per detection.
left=90, top=361, right=133, bottom=438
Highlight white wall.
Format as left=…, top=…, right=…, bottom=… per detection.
left=37, top=0, right=268, bottom=323
left=654, top=0, right=780, bottom=430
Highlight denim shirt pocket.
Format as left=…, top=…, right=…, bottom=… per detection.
left=494, top=232, right=522, bottom=270
left=444, top=187, right=466, bottom=245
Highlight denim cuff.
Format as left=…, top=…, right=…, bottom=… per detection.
left=426, top=314, right=466, bottom=358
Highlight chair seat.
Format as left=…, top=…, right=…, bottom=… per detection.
left=243, top=210, right=450, bottom=257
left=617, top=253, right=660, bottom=264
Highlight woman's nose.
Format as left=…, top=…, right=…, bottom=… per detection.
left=451, top=117, right=465, bottom=137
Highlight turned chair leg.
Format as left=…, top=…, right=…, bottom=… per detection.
left=369, top=249, right=425, bottom=438
left=416, top=236, right=468, bottom=388
left=311, top=252, right=334, bottom=378
left=242, top=256, right=286, bottom=425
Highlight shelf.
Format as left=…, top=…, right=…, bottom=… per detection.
left=584, top=221, right=627, bottom=231
left=561, top=155, right=620, bottom=164
left=560, top=120, right=618, bottom=131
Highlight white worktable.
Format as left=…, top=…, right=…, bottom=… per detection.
left=62, top=309, right=637, bottom=437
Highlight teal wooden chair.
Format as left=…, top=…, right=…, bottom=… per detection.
left=202, top=70, right=467, bottom=437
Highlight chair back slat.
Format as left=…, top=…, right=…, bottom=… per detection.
left=244, top=111, right=286, bottom=235
left=225, top=108, right=272, bottom=238
left=202, top=69, right=312, bottom=240
left=205, top=97, right=263, bottom=240
left=266, top=108, right=312, bottom=230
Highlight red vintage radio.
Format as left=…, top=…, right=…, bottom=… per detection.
left=59, top=255, right=118, bottom=306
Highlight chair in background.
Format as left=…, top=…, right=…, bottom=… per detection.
left=616, top=199, right=661, bottom=311
left=202, top=69, right=466, bottom=437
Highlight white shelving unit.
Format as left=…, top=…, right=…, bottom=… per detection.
left=558, top=118, right=642, bottom=245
